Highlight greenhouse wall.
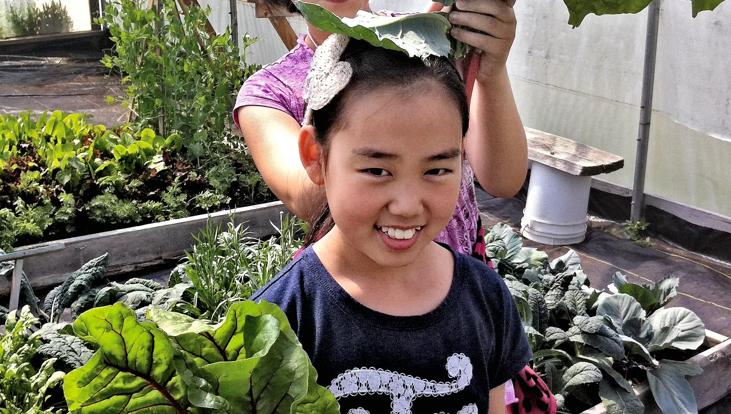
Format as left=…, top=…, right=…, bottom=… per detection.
left=509, top=0, right=731, bottom=222
left=204, top=0, right=731, bottom=225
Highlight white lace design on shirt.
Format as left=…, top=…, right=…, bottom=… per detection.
left=328, top=353, right=476, bottom=414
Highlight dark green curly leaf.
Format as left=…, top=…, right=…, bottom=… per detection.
left=43, top=253, right=109, bottom=321
left=572, top=316, right=625, bottom=360
left=36, top=330, right=94, bottom=372
left=561, top=362, right=602, bottom=392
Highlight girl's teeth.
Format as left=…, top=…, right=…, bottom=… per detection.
left=380, top=226, right=419, bottom=240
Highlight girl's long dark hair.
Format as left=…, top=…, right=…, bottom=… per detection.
left=303, top=39, right=469, bottom=246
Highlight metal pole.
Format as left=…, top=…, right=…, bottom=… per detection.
left=630, top=0, right=661, bottom=221
left=229, top=0, right=239, bottom=50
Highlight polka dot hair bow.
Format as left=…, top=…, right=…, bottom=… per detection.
left=303, top=33, right=352, bottom=126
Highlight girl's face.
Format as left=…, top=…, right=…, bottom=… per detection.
left=311, top=81, right=464, bottom=272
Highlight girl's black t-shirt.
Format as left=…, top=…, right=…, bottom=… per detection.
left=252, top=244, right=531, bottom=413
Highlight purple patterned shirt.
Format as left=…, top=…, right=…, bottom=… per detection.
left=234, top=36, right=478, bottom=255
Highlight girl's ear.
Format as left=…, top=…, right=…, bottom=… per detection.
left=299, top=125, right=325, bottom=185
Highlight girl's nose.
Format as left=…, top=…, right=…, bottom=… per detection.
left=387, top=186, right=424, bottom=218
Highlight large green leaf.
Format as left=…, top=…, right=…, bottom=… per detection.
left=149, top=301, right=340, bottom=413
left=692, top=0, right=726, bottom=16
left=63, top=303, right=187, bottom=413
left=647, top=360, right=703, bottom=414
left=645, top=307, right=705, bottom=351
left=563, top=0, right=726, bottom=27
left=296, top=2, right=451, bottom=58
left=596, top=293, right=647, bottom=340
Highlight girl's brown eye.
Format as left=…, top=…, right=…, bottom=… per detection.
left=426, top=168, right=451, bottom=176
left=361, top=168, right=389, bottom=177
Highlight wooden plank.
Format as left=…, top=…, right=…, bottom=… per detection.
left=526, top=127, right=624, bottom=176
left=249, top=0, right=298, bottom=18
left=244, top=1, right=298, bottom=49
left=0, top=202, right=289, bottom=295
left=268, top=16, right=298, bottom=50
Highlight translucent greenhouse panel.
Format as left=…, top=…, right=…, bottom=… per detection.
left=509, top=1, right=731, bottom=219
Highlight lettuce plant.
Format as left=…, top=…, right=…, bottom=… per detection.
left=63, top=301, right=339, bottom=413
left=0, top=306, right=65, bottom=413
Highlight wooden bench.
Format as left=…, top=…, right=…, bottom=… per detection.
left=522, top=127, right=624, bottom=245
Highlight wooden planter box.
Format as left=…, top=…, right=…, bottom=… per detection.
left=1, top=201, right=288, bottom=296
left=583, top=330, right=731, bottom=413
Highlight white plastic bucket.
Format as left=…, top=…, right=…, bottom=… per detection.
left=521, top=162, right=591, bottom=245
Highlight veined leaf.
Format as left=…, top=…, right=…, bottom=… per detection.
left=647, top=359, right=703, bottom=414
left=596, top=293, right=646, bottom=339
left=296, top=2, right=452, bottom=58
left=598, top=378, right=644, bottom=414
left=561, top=362, right=602, bottom=391
left=64, top=303, right=188, bottom=413
left=645, top=307, right=705, bottom=351
left=563, top=0, right=726, bottom=27
left=148, top=301, right=340, bottom=413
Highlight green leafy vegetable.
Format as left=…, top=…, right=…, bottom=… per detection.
left=0, top=306, right=65, bottom=414
left=296, top=1, right=452, bottom=58
left=42, top=253, right=109, bottom=321
left=64, top=301, right=339, bottom=413
left=563, top=0, right=726, bottom=27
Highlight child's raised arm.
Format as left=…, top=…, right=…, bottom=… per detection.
left=431, top=0, right=528, bottom=197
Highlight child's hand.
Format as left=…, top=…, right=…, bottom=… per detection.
left=448, top=0, right=517, bottom=82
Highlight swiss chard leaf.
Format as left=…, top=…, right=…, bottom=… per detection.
left=63, top=303, right=188, bottom=413
left=148, top=300, right=340, bottom=413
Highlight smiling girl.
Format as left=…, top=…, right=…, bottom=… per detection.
left=252, top=35, right=531, bottom=414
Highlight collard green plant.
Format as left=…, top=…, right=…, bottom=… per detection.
left=296, top=1, right=453, bottom=58
left=42, top=253, right=110, bottom=322
left=0, top=306, right=65, bottom=414
left=484, top=224, right=706, bottom=413
left=563, top=0, right=727, bottom=27
left=63, top=301, right=339, bottom=413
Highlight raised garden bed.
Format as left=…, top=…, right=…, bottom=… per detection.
left=1, top=201, right=287, bottom=297
left=583, top=330, right=731, bottom=413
